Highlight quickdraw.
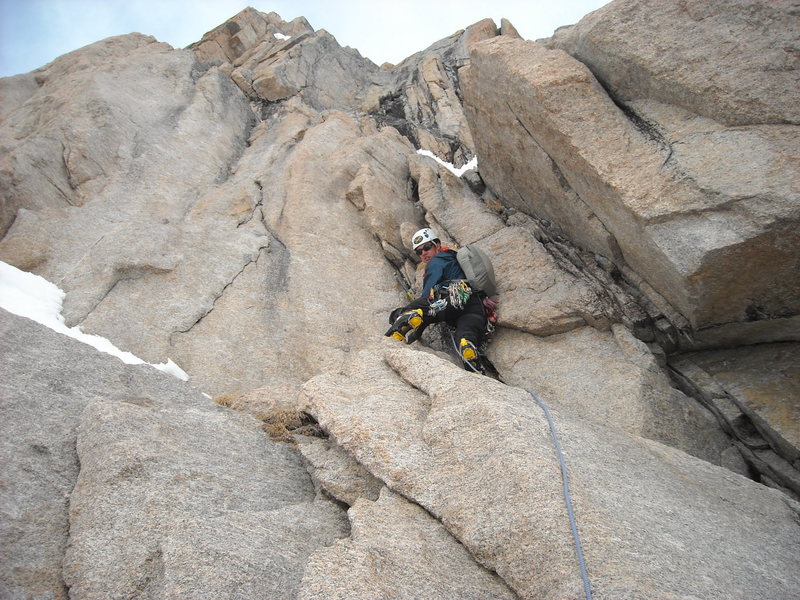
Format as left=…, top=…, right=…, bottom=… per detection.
left=427, top=279, right=472, bottom=316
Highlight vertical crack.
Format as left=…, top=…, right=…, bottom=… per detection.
left=175, top=244, right=270, bottom=335
left=237, top=180, right=265, bottom=228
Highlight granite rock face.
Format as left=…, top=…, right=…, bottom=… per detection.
left=2, top=3, right=798, bottom=599
left=299, top=488, right=516, bottom=600
left=0, top=310, right=348, bottom=599
left=670, top=342, right=800, bottom=499
left=0, top=52, right=410, bottom=396
left=461, top=33, right=800, bottom=346
left=188, top=7, right=314, bottom=65
left=0, top=34, right=252, bottom=240
left=547, top=0, right=800, bottom=127
left=303, top=345, right=800, bottom=600
left=490, top=324, right=732, bottom=464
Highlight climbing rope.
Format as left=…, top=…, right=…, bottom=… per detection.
left=526, top=388, right=593, bottom=600
left=446, top=329, right=593, bottom=599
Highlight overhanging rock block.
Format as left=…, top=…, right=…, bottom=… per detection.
left=460, top=36, right=799, bottom=345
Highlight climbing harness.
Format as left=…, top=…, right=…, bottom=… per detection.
left=446, top=329, right=593, bottom=600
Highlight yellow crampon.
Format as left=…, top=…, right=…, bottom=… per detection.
left=386, top=309, right=424, bottom=342
left=459, top=338, right=478, bottom=361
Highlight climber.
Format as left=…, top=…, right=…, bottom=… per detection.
left=385, top=227, right=488, bottom=370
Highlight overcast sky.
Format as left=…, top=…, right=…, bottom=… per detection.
left=0, top=0, right=609, bottom=78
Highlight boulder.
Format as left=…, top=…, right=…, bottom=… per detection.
left=460, top=36, right=800, bottom=345
left=188, top=8, right=313, bottom=64
left=489, top=323, right=731, bottom=463
left=546, top=0, right=800, bottom=127
left=299, top=488, right=516, bottom=599
left=303, top=344, right=800, bottom=599
left=0, top=309, right=348, bottom=599
left=671, top=342, right=800, bottom=498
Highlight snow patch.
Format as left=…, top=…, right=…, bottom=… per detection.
left=417, top=149, right=478, bottom=177
left=0, top=261, right=189, bottom=381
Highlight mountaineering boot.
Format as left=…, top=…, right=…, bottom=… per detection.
left=405, top=309, right=423, bottom=328
left=385, top=309, right=424, bottom=341
left=404, top=324, right=424, bottom=345
left=459, top=338, right=481, bottom=371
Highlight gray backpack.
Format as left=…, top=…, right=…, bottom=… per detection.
left=456, top=245, right=496, bottom=297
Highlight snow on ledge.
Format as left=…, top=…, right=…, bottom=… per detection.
left=0, top=261, right=189, bottom=381
left=417, top=149, right=478, bottom=177
left=274, top=32, right=291, bottom=40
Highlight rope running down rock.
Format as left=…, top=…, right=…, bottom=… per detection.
left=448, top=330, right=593, bottom=599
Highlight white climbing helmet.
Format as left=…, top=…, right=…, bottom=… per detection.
left=411, top=227, right=439, bottom=250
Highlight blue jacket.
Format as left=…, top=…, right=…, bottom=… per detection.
left=421, top=249, right=465, bottom=298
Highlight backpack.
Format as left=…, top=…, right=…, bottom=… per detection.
left=456, top=245, right=496, bottom=297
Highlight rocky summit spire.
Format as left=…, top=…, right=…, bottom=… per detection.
left=1, top=2, right=798, bottom=599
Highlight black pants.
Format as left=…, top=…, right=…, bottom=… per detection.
left=392, top=293, right=487, bottom=345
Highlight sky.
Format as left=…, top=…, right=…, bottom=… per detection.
left=0, top=0, right=609, bottom=78
left=0, top=260, right=190, bottom=381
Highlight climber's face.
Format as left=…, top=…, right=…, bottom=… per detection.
left=416, top=241, right=440, bottom=263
